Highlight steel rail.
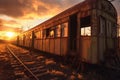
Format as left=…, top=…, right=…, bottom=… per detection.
left=6, top=45, right=39, bottom=80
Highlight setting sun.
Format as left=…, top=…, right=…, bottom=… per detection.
left=5, top=32, right=15, bottom=39
left=0, top=31, right=18, bottom=41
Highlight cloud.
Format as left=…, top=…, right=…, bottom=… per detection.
left=0, top=18, right=21, bottom=31
left=0, top=0, right=83, bottom=32
left=0, top=0, right=120, bottom=40
left=0, top=0, right=24, bottom=17
left=0, top=0, right=83, bottom=19
left=0, top=0, right=48, bottom=18
left=0, top=0, right=119, bottom=30
left=34, top=0, right=83, bottom=16
left=0, top=19, right=3, bottom=26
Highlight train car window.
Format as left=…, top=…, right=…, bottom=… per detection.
left=40, top=30, right=43, bottom=39
left=50, top=29, right=54, bottom=38
left=55, top=25, right=61, bottom=37
left=30, top=35, right=32, bottom=39
left=81, top=26, right=91, bottom=36
left=80, top=16, right=91, bottom=36
left=28, top=34, right=31, bottom=39
left=35, top=31, right=40, bottom=39
left=45, top=28, right=55, bottom=38
left=61, top=22, right=68, bottom=37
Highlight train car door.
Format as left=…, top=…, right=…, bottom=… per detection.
left=69, top=14, right=77, bottom=54
left=30, top=31, right=35, bottom=50
left=80, top=16, right=91, bottom=62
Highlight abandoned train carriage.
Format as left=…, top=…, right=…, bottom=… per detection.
left=17, top=0, right=117, bottom=64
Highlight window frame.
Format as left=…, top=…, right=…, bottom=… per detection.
left=80, top=16, right=91, bottom=36
left=61, top=22, right=68, bottom=37
left=80, top=26, right=91, bottom=36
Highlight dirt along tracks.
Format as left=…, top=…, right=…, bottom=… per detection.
left=0, top=43, right=14, bottom=80
left=0, top=43, right=83, bottom=80
left=1, top=43, right=120, bottom=80
left=8, top=44, right=83, bottom=80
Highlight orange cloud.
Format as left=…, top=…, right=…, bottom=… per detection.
left=0, top=0, right=119, bottom=32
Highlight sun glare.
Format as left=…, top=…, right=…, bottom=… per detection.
left=6, top=32, right=15, bottom=38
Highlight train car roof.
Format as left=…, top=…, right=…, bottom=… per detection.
left=22, top=0, right=92, bottom=33
left=21, top=0, right=117, bottom=34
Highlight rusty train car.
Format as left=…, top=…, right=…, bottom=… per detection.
left=17, top=0, right=117, bottom=64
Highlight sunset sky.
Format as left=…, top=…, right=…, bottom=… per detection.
left=0, top=0, right=120, bottom=40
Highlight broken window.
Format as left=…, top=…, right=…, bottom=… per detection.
left=81, top=26, right=91, bottom=36
left=80, top=16, right=91, bottom=36
left=40, top=30, right=43, bottom=39
left=44, top=27, right=55, bottom=38
left=49, top=29, right=54, bottom=38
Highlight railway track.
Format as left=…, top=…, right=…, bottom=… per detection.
left=7, top=45, right=39, bottom=80
left=6, top=44, right=82, bottom=80
left=5, top=44, right=120, bottom=80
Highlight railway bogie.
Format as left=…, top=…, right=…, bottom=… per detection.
left=16, top=0, right=117, bottom=65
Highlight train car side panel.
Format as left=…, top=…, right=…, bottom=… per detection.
left=49, top=39, right=55, bottom=54
left=55, top=38, right=60, bottom=55
left=42, top=39, right=46, bottom=52
left=45, top=39, right=49, bottom=53
left=61, top=38, right=68, bottom=56
left=80, top=37, right=91, bottom=62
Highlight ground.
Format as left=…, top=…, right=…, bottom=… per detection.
left=0, top=43, right=15, bottom=80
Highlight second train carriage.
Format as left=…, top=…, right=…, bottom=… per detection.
left=17, top=0, right=117, bottom=64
